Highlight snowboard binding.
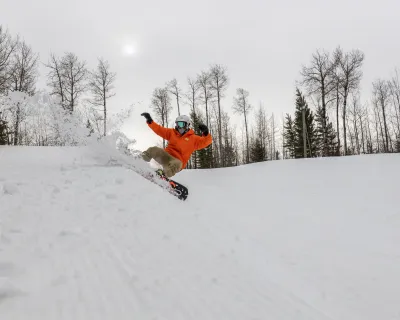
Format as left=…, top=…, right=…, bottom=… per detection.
left=155, top=169, right=188, bottom=201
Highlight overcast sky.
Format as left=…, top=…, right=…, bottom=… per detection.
left=1, top=0, right=399, bottom=150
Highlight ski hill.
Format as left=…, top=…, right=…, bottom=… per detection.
left=0, top=144, right=399, bottom=320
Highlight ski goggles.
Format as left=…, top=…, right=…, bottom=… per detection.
left=176, top=121, right=187, bottom=128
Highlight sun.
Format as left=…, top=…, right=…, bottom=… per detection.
left=122, top=44, right=136, bottom=56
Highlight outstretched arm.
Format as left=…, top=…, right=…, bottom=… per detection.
left=141, top=112, right=173, bottom=141
left=148, top=121, right=173, bottom=141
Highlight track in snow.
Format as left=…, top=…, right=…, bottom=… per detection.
left=1, top=146, right=400, bottom=320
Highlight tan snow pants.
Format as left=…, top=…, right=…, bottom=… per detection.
left=142, top=146, right=182, bottom=178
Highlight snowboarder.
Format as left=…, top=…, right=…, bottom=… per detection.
left=140, top=112, right=212, bottom=178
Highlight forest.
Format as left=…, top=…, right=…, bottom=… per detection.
left=1, top=24, right=399, bottom=169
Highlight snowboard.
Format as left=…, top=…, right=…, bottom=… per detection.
left=141, top=168, right=189, bottom=201
left=103, top=149, right=188, bottom=201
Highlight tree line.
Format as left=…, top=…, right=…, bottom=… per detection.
left=148, top=66, right=283, bottom=169
left=0, top=25, right=116, bottom=146
left=1, top=24, right=399, bottom=167
left=284, top=47, right=400, bottom=158
left=149, top=46, right=400, bottom=168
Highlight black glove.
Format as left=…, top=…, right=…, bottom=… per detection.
left=141, top=112, right=153, bottom=124
left=198, top=124, right=209, bottom=136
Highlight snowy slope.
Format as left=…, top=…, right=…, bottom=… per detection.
left=0, top=144, right=399, bottom=320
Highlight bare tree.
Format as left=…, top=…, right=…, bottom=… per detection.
left=150, top=87, right=172, bottom=148
left=186, top=77, right=201, bottom=167
left=346, top=111, right=355, bottom=154
left=186, top=76, right=200, bottom=115
left=88, top=57, right=116, bottom=136
left=1, top=92, right=33, bottom=145
left=209, top=64, right=229, bottom=166
left=372, top=97, right=384, bottom=152
left=209, top=101, right=221, bottom=165
left=365, top=106, right=374, bottom=153
left=0, top=26, right=18, bottom=94
left=61, top=53, right=87, bottom=113
left=167, top=78, right=182, bottom=116
left=240, top=126, right=246, bottom=164
left=233, top=88, right=252, bottom=163
left=8, top=40, right=39, bottom=145
left=358, top=103, right=368, bottom=154
left=45, top=53, right=65, bottom=107
left=335, top=47, right=364, bottom=155
left=372, top=79, right=391, bottom=152
left=9, top=40, right=39, bottom=94
left=197, top=70, right=213, bottom=128
left=388, top=68, right=400, bottom=134
left=45, top=52, right=87, bottom=112
left=349, top=94, right=362, bottom=154
left=281, top=113, right=285, bottom=159
left=270, top=113, right=278, bottom=160
left=331, top=63, right=342, bottom=155
left=300, top=49, right=337, bottom=156
left=388, top=113, right=399, bottom=151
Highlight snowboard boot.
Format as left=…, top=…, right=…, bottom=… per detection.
left=155, top=168, right=167, bottom=179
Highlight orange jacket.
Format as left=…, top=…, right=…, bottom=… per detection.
left=148, top=121, right=212, bottom=169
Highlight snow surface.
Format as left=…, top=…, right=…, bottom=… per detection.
left=0, top=143, right=400, bottom=320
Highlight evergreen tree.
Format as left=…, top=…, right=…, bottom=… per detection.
left=223, top=140, right=236, bottom=167
left=0, top=119, right=8, bottom=145
left=189, top=109, right=214, bottom=169
left=250, top=138, right=265, bottom=162
left=195, top=111, right=213, bottom=169
left=293, top=88, right=318, bottom=158
left=253, top=106, right=268, bottom=161
left=189, top=109, right=202, bottom=169
left=315, top=106, right=338, bottom=156
left=198, top=144, right=213, bottom=168
left=395, top=135, right=400, bottom=153
left=283, top=114, right=295, bottom=158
